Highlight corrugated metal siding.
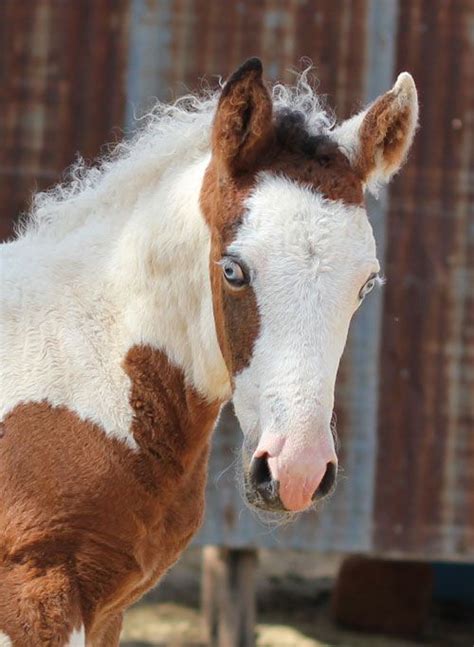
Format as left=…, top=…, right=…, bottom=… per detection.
left=374, top=0, right=474, bottom=558
left=0, top=0, right=129, bottom=240
left=125, top=0, right=367, bottom=117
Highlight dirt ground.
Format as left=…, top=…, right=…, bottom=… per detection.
left=120, top=548, right=474, bottom=647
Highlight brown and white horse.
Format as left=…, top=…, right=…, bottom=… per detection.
left=0, top=59, right=417, bottom=645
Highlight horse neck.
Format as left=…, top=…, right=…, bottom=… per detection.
left=109, top=153, right=231, bottom=404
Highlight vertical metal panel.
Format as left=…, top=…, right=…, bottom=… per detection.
left=0, top=0, right=129, bottom=241
left=125, top=0, right=172, bottom=129
left=374, top=0, right=474, bottom=559
left=126, top=0, right=367, bottom=116
left=333, top=0, right=399, bottom=552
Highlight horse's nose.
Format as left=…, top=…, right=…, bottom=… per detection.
left=312, top=461, right=337, bottom=501
left=248, top=454, right=283, bottom=510
left=247, top=453, right=338, bottom=512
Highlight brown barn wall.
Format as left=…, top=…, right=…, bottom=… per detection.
left=374, top=0, right=474, bottom=557
left=0, top=0, right=129, bottom=240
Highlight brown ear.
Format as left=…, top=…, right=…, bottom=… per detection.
left=211, top=58, right=273, bottom=175
left=335, top=72, right=418, bottom=191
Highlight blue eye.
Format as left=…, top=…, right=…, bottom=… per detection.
left=221, top=257, right=248, bottom=289
left=359, top=273, right=378, bottom=300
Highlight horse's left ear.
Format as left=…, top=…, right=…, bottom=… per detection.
left=334, top=72, right=418, bottom=191
left=211, top=57, right=273, bottom=175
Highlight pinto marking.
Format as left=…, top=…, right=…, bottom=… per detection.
left=0, top=58, right=418, bottom=642
left=229, top=179, right=378, bottom=511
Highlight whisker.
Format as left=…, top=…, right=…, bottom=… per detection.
left=330, top=410, right=340, bottom=453
left=213, top=454, right=240, bottom=486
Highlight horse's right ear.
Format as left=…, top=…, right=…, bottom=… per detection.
left=211, top=58, right=273, bottom=176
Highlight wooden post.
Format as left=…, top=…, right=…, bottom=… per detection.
left=202, top=546, right=258, bottom=647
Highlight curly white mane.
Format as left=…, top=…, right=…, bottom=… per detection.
left=16, top=70, right=333, bottom=241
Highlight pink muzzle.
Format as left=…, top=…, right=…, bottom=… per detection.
left=251, top=430, right=338, bottom=512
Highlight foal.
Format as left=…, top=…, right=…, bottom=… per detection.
left=0, top=59, right=418, bottom=645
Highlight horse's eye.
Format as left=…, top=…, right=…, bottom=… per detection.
left=359, top=273, right=378, bottom=300
left=221, top=258, right=248, bottom=289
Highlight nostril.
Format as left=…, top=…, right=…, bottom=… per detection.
left=312, top=462, right=337, bottom=500
left=249, top=453, right=272, bottom=488
left=248, top=453, right=280, bottom=505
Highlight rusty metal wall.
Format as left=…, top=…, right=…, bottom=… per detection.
left=0, top=0, right=472, bottom=559
left=125, top=0, right=367, bottom=123
left=374, top=0, right=474, bottom=559
left=0, top=0, right=129, bottom=240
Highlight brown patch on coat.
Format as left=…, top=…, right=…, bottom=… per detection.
left=264, top=132, right=364, bottom=204
left=356, top=92, right=412, bottom=180
left=0, top=347, right=221, bottom=645
left=200, top=163, right=261, bottom=377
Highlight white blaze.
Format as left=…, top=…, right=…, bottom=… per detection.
left=230, top=174, right=379, bottom=509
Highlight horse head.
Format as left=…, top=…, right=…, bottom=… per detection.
left=201, top=59, right=418, bottom=513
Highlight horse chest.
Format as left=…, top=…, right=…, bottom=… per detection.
left=0, top=342, right=221, bottom=629
left=0, top=398, right=213, bottom=618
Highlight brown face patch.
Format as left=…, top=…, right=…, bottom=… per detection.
left=268, top=116, right=364, bottom=205
left=200, top=162, right=262, bottom=377
left=201, top=111, right=364, bottom=379
left=0, top=346, right=221, bottom=641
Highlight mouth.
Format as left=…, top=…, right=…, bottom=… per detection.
left=244, top=472, right=287, bottom=513
left=242, top=451, right=287, bottom=512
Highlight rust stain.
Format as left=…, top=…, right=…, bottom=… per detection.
left=374, top=0, right=474, bottom=557
left=0, top=0, right=129, bottom=241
